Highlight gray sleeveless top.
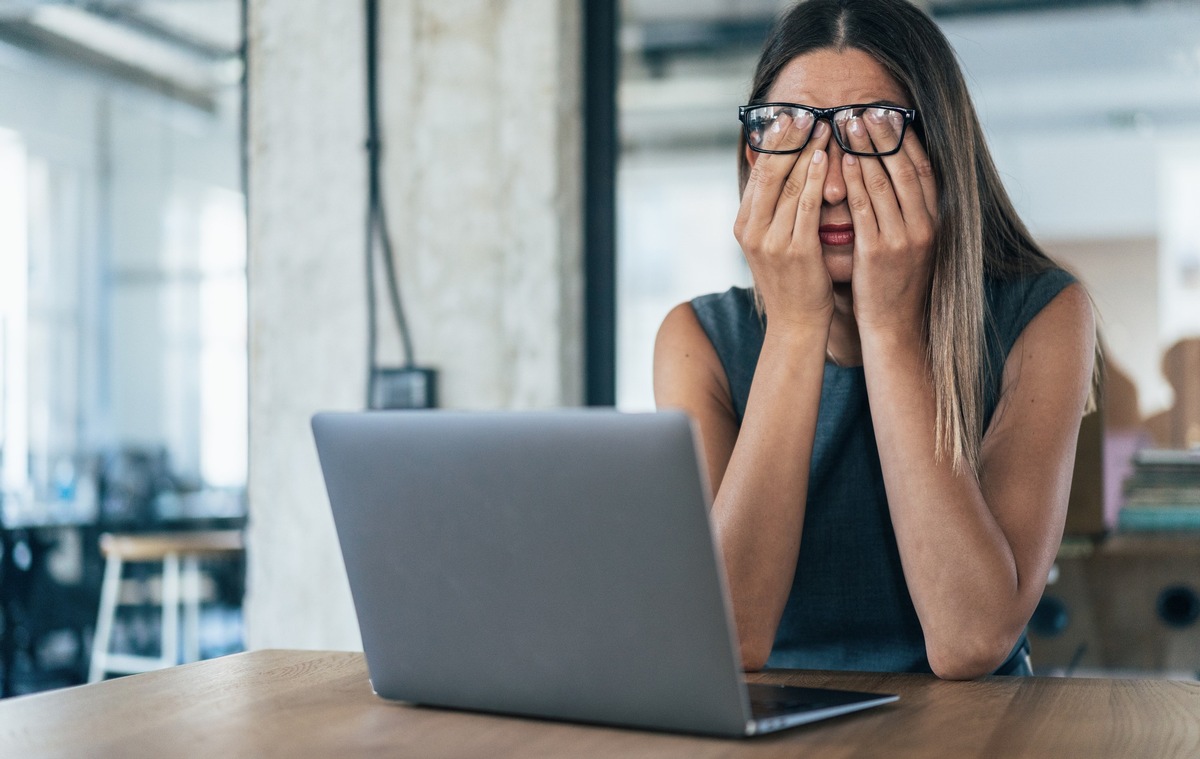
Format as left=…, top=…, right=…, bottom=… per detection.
left=690, top=269, right=1075, bottom=674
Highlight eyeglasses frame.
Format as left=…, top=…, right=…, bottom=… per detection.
left=738, top=102, right=919, bottom=157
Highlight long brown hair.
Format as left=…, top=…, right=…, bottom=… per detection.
left=740, top=0, right=1096, bottom=475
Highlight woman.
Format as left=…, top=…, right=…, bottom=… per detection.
left=653, top=0, right=1097, bottom=679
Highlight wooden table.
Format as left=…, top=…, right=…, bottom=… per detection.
left=3, top=649, right=1199, bottom=758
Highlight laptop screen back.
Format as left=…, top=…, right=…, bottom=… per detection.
left=313, top=410, right=751, bottom=735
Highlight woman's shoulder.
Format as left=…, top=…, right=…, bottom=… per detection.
left=691, top=285, right=757, bottom=317
left=984, top=267, right=1078, bottom=347
left=985, top=265, right=1075, bottom=295
left=686, top=286, right=763, bottom=357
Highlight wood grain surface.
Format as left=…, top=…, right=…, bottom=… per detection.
left=2, top=649, right=1198, bottom=758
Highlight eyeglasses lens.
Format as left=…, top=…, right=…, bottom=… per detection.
left=744, top=106, right=907, bottom=156
left=833, top=107, right=905, bottom=155
left=743, top=107, right=815, bottom=153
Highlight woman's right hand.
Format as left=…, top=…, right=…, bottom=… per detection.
left=733, top=118, right=834, bottom=334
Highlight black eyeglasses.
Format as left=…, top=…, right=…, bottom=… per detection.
left=739, top=103, right=919, bottom=157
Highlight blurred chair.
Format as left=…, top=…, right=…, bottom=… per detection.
left=88, top=530, right=244, bottom=683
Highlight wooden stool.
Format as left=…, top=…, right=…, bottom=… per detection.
left=88, top=530, right=244, bottom=682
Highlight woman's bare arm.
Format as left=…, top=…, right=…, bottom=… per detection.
left=653, top=302, right=826, bottom=670
left=861, top=283, right=1095, bottom=679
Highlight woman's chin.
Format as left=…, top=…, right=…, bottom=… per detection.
left=823, top=249, right=853, bottom=284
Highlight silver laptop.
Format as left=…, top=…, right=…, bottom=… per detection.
left=312, top=409, right=897, bottom=737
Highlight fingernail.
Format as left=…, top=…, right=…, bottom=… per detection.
left=814, top=121, right=830, bottom=138
left=812, top=149, right=825, bottom=165
left=845, top=153, right=857, bottom=165
left=848, top=117, right=863, bottom=135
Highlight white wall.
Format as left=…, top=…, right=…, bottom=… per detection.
left=245, top=0, right=583, bottom=651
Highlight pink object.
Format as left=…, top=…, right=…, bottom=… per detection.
left=1104, top=429, right=1151, bottom=528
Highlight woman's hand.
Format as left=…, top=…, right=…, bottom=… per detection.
left=733, top=118, right=835, bottom=334
left=841, top=110, right=938, bottom=338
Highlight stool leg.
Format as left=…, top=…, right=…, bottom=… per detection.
left=161, top=553, right=180, bottom=668
left=89, top=555, right=123, bottom=683
left=182, top=555, right=201, bottom=664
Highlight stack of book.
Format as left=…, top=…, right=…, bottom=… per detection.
left=1118, top=448, right=1200, bottom=531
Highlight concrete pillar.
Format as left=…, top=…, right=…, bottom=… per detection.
left=246, top=0, right=583, bottom=650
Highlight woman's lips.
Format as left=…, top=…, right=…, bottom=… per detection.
left=818, top=223, right=854, bottom=247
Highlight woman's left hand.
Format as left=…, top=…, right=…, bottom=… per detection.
left=841, top=109, right=939, bottom=338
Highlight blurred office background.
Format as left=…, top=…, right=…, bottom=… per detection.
left=1, top=0, right=1199, bottom=696
left=0, top=0, right=245, bottom=695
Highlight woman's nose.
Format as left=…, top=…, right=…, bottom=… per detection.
left=822, top=137, right=848, bottom=206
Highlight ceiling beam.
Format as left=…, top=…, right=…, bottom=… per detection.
left=0, top=18, right=216, bottom=112
left=928, top=0, right=1148, bottom=18
left=79, top=3, right=239, bottom=62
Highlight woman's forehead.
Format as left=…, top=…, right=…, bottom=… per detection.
left=767, top=48, right=910, bottom=108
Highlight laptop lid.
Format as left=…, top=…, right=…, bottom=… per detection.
left=313, top=409, right=895, bottom=737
